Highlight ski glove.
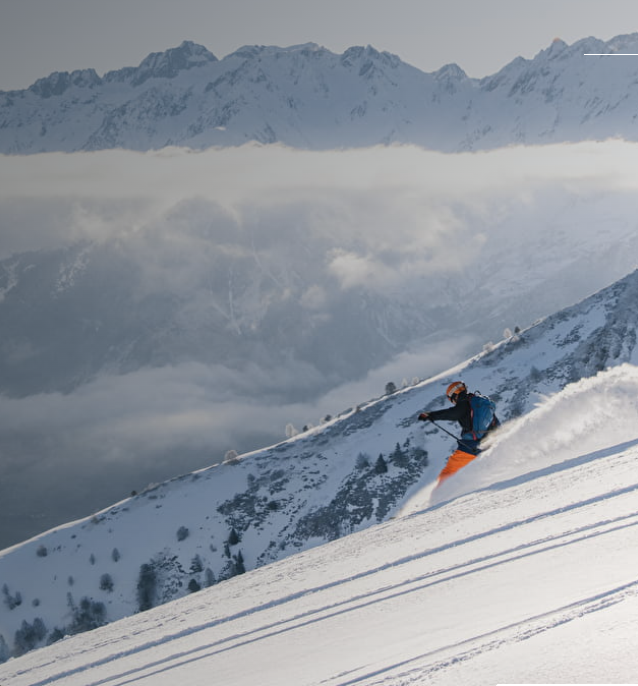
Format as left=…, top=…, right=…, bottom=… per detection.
left=418, top=413, right=432, bottom=422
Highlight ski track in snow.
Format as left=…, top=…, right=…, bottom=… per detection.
left=5, top=427, right=638, bottom=686
left=4, top=369, right=638, bottom=684
left=352, top=581, right=638, bottom=686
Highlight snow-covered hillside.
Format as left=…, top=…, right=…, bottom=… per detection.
left=3, top=363, right=638, bottom=684
left=4, top=34, right=638, bottom=153
left=1, top=266, right=638, bottom=663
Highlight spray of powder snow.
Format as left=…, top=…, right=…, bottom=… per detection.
left=432, top=363, right=638, bottom=504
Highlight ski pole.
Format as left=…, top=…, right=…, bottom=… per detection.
left=427, top=419, right=476, bottom=453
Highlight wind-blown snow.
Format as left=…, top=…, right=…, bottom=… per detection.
left=433, top=364, right=638, bottom=505
left=2, top=365, right=638, bottom=684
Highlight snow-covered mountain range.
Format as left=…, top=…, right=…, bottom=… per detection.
left=1, top=265, right=638, bottom=662
left=3, top=33, right=638, bottom=153
left=4, top=29, right=638, bottom=675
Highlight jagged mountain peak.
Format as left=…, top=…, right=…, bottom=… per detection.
left=130, top=40, right=218, bottom=86
left=544, top=37, right=569, bottom=55
left=340, top=44, right=402, bottom=69
left=230, top=42, right=326, bottom=59
left=548, top=32, right=638, bottom=60
left=603, top=31, right=638, bottom=52
left=26, top=68, right=102, bottom=97
left=434, top=62, right=468, bottom=81
left=20, top=41, right=218, bottom=97
left=572, top=35, right=607, bottom=53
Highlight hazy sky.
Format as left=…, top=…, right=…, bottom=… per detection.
left=3, top=0, right=638, bottom=90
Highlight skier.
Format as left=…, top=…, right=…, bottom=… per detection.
left=418, top=381, right=499, bottom=485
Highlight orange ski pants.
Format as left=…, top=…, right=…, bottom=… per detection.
left=437, top=449, right=478, bottom=485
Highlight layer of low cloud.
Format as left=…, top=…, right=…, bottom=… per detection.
left=2, top=141, right=638, bottom=290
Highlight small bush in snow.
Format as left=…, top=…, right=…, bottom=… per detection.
left=14, top=618, right=47, bottom=656
left=100, top=574, right=114, bottom=592
left=176, top=526, right=190, bottom=542
left=68, top=597, right=106, bottom=634
left=46, top=628, right=65, bottom=646
left=530, top=365, right=542, bottom=382
left=223, top=450, right=240, bottom=464
left=36, top=545, right=48, bottom=558
left=2, top=584, right=22, bottom=611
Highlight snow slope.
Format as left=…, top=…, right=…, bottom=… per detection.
left=3, top=365, right=638, bottom=685
left=2, top=266, right=638, bottom=669
left=0, top=272, right=638, bottom=658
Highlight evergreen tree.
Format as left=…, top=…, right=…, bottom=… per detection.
left=204, top=568, right=216, bottom=587
left=234, top=551, right=246, bottom=575
left=137, top=563, right=157, bottom=612
left=0, top=634, right=9, bottom=663
left=374, top=455, right=388, bottom=474
left=355, top=452, right=370, bottom=469
left=190, top=554, right=204, bottom=574
left=390, top=442, right=408, bottom=467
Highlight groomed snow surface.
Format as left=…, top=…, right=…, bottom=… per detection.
left=3, top=365, right=638, bottom=686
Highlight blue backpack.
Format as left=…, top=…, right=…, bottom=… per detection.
left=467, top=392, right=498, bottom=440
